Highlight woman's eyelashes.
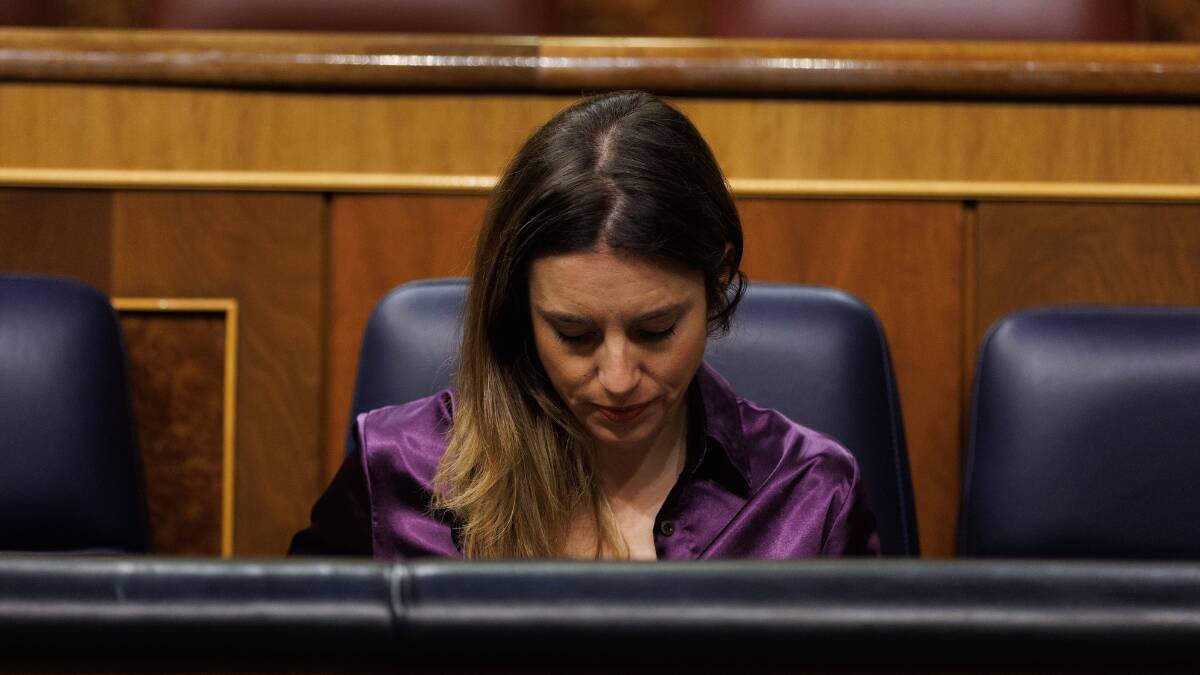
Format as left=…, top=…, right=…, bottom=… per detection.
left=554, top=324, right=677, bottom=346
left=555, top=330, right=594, bottom=345
left=639, top=324, right=677, bottom=342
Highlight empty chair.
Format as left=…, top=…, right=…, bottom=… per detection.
left=349, top=278, right=918, bottom=556
left=960, top=307, right=1200, bottom=558
left=0, top=274, right=148, bottom=552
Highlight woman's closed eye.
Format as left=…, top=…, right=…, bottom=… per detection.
left=555, top=330, right=596, bottom=346
left=638, top=324, right=677, bottom=342
left=553, top=324, right=676, bottom=346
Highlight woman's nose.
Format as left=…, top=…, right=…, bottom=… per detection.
left=596, top=341, right=640, bottom=398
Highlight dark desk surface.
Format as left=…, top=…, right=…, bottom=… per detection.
left=3, top=556, right=1200, bottom=671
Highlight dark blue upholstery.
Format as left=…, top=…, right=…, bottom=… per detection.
left=960, top=307, right=1200, bottom=558
left=0, top=275, right=148, bottom=552
left=349, top=279, right=918, bottom=555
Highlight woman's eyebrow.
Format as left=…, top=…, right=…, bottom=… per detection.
left=632, top=300, right=691, bottom=323
left=536, top=300, right=692, bottom=326
left=537, top=309, right=593, bottom=326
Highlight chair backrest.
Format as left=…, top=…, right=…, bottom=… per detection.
left=960, top=307, right=1200, bottom=558
left=0, top=274, right=148, bottom=552
left=350, top=279, right=919, bottom=555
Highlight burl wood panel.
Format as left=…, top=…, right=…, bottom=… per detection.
left=736, top=199, right=965, bottom=558
left=0, top=189, right=112, bottom=290
left=976, top=201, right=1200, bottom=346
left=121, top=312, right=224, bottom=555
left=111, top=192, right=325, bottom=556
left=327, top=194, right=486, bottom=475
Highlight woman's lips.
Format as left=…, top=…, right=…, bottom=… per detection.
left=596, top=401, right=651, bottom=423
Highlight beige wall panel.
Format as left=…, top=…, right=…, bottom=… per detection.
left=2, top=84, right=1198, bottom=187
left=737, top=199, right=965, bottom=558
left=327, top=194, right=486, bottom=476
left=0, top=188, right=112, bottom=290
left=110, top=191, right=326, bottom=556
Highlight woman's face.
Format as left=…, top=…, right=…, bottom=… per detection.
left=529, top=247, right=709, bottom=450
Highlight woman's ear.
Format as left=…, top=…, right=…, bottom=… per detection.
left=718, top=243, right=735, bottom=291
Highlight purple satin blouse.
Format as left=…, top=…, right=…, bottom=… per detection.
left=290, top=362, right=880, bottom=559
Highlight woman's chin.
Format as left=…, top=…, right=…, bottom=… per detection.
left=586, top=414, right=657, bottom=448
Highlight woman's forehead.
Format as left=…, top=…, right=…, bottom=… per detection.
left=528, top=249, right=702, bottom=317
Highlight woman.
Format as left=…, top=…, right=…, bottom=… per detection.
left=291, top=91, right=879, bottom=559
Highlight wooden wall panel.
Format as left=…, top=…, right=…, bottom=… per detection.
left=110, top=192, right=326, bottom=556
left=0, top=188, right=112, bottom=290
left=4, top=85, right=1199, bottom=190
left=121, top=312, right=225, bottom=555
left=736, top=199, right=965, bottom=558
left=976, top=201, right=1200, bottom=339
left=327, top=194, right=486, bottom=474
left=0, top=86, right=562, bottom=177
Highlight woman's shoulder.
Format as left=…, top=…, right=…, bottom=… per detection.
left=356, top=389, right=455, bottom=492
left=736, top=398, right=860, bottom=487
left=696, top=363, right=860, bottom=491
left=695, top=364, right=880, bottom=556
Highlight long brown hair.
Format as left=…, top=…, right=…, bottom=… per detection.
left=433, top=91, right=745, bottom=558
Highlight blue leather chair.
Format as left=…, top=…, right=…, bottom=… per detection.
left=349, top=278, right=919, bottom=555
left=0, top=274, right=148, bottom=552
left=960, top=307, right=1200, bottom=558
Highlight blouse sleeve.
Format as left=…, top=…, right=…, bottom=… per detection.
left=820, top=466, right=882, bottom=557
left=287, top=436, right=373, bottom=557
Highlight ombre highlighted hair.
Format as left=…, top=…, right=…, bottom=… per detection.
left=432, top=91, right=745, bottom=558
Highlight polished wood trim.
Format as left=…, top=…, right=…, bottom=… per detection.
left=112, top=297, right=238, bottom=559
left=8, top=168, right=1200, bottom=202
left=221, top=301, right=238, bottom=559
left=0, top=29, right=540, bottom=89
left=730, top=179, right=1200, bottom=201
left=0, top=169, right=499, bottom=193
left=114, top=297, right=236, bottom=312
left=2, top=28, right=1199, bottom=99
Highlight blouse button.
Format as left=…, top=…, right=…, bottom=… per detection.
left=658, top=520, right=675, bottom=537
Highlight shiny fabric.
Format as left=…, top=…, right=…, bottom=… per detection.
left=290, top=363, right=879, bottom=559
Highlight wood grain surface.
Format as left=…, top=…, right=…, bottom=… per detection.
left=976, top=201, right=1200, bottom=339
left=121, top=312, right=225, bottom=555
left=2, top=28, right=1199, bottom=98
left=327, top=194, right=486, bottom=475
left=109, top=191, right=326, bottom=555
left=2, top=87, right=1197, bottom=195
left=0, top=189, right=112, bottom=290
left=736, top=199, right=966, bottom=558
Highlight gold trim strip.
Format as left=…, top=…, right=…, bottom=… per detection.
left=222, top=300, right=238, bottom=559
left=0, top=169, right=498, bottom=194
left=730, top=179, right=1200, bottom=201
left=113, top=297, right=238, bottom=559
left=5, top=168, right=1200, bottom=202
left=113, top=297, right=237, bottom=313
